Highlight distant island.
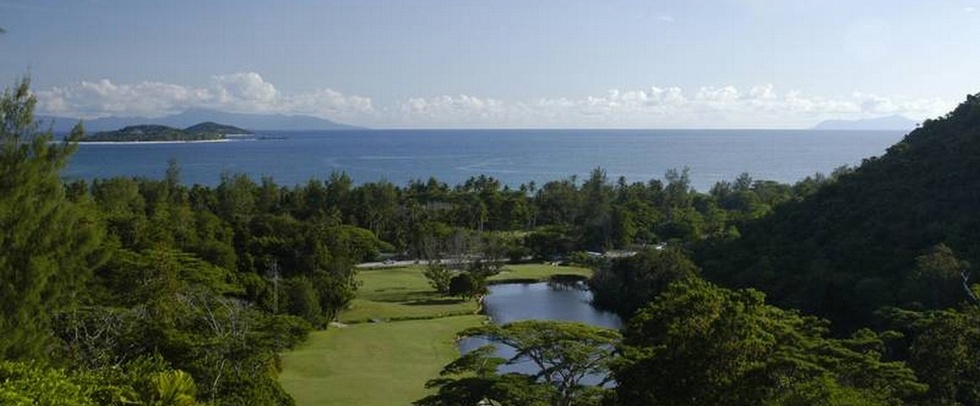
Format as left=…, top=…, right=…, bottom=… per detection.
left=43, top=108, right=362, bottom=133
left=79, top=122, right=252, bottom=142
left=812, top=114, right=918, bottom=131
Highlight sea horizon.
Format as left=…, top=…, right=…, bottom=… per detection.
left=63, top=128, right=906, bottom=192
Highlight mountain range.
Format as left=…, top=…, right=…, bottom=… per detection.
left=40, top=108, right=362, bottom=133
left=812, top=114, right=919, bottom=131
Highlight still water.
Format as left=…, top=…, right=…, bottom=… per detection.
left=457, top=281, right=622, bottom=380
left=477, top=282, right=621, bottom=328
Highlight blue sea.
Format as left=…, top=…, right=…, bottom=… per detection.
left=63, top=129, right=907, bottom=191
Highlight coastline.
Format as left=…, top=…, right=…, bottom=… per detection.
left=76, top=138, right=234, bottom=145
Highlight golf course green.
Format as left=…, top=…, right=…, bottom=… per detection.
left=279, top=263, right=591, bottom=405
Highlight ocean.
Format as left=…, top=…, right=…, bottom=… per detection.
left=63, top=129, right=907, bottom=191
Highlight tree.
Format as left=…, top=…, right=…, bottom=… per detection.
left=415, top=346, right=554, bottom=406
left=418, top=320, right=620, bottom=406
left=283, top=276, right=323, bottom=326
left=423, top=262, right=453, bottom=294
left=877, top=307, right=980, bottom=405
left=448, top=272, right=484, bottom=300
left=589, top=248, right=699, bottom=317
left=901, top=243, right=972, bottom=309
left=0, top=78, right=106, bottom=360
left=615, top=278, right=925, bottom=406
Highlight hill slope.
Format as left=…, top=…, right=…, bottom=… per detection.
left=80, top=122, right=251, bottom=142
left=184, top=121, right=252, bottom=135
left=699, top=94, right=980, bottom=332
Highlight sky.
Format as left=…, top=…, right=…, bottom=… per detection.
left=0, top=0, right=978, bottom=128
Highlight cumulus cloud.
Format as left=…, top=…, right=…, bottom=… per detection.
left=35, top=75, right=954, bottom=128
left=36, top=72, right=375, bottom=121
left=390, top=86, right=955, bottom=128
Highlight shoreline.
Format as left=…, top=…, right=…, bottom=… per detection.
left=76, top=138, right=234, bottom=145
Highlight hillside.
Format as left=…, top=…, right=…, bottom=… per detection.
left=184, top=121, right=252, bottom=135
left=698, top=94, right=980, bottom=332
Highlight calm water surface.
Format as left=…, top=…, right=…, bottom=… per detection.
left=458, top=282, right=622, bottom=380
left=64, top=129, right=905, bottom=191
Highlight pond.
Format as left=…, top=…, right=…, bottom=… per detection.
left=457, top=281, right=623, bottom=380
left=477, top=281, right=622, bottom=328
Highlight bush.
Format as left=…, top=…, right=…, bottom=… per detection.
left=0, top=361, right=98, bottom=406
left=424, top=262, right=453, bottom=294
left=449, top=273, right=486, bottom=300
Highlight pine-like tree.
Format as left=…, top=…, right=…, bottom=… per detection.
left=0, top=78, right=105, bottom=360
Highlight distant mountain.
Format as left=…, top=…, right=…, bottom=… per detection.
left=40, top=108, right=362, bottom=133
left=812, top=114, right=918, bottom=131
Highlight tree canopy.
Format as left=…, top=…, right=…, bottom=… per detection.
left=0, top=78, right=105, bottom=360
left=615, top=278, right=925, bottom=406
left=418, top=320, right=620, bottom=406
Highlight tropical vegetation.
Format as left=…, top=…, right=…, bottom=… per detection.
left=7, top=73, right=980, bottom=405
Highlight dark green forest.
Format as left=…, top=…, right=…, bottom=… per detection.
left=4, top=75, right=980, bottom=405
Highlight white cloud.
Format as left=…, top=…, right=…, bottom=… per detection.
left=389, top=86, right=954, bottom=128
left=35, top=75, right=955, bottom=128
left=36, top=72, right=375, bottom=121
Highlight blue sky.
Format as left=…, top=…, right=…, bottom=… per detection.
left=1, top=0, right=977, bottom=128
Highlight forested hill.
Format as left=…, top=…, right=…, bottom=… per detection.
left=80, top=122, right=251, bottom=142
left=698, top=93, right=980, bottom=332
left=184, top=121, right=252, bottom=135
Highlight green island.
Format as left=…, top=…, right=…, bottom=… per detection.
left=79, top=121, right=251, bottom=142
left=6, top=75, right=980, bottom=406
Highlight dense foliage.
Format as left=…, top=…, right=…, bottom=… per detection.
left=10, top=71, right=980, bottom=405
left=417, top=320, right=620, bottom=406
left=0, top=79, right=105, bottom=361
left=0, top=79, right=369, bottom=404
left=589, top=247, right=700, bottom=317
left=614, top=279, right=925, bottom=405
left=697, top=93, right=980, bottom=332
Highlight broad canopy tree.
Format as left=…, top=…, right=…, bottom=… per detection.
left=614, top=278, right=925, bottom=406
left=417, top=320, right=620, bottom=406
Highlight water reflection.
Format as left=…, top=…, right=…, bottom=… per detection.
left=478, top=282, right=622, bottom=328
left=457, top=282, right=622, bottom=381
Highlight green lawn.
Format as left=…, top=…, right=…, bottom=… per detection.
left=340, top=266, right=478, bottom=323
left=279, top=262, right=594, bottom=405
left=489, top=263, right=593, bottom=283
left=279, top=315, right=484, bottom=406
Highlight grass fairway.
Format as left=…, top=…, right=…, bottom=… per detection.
left=341, top=264, right=592, bottom=323
left=340, top=266, right=478, bottom=323
left=279, top=315, right=484, bottom=406
left=489, top=263, right=592, bottom=283
left=280, top=262, right=594, bottom=405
